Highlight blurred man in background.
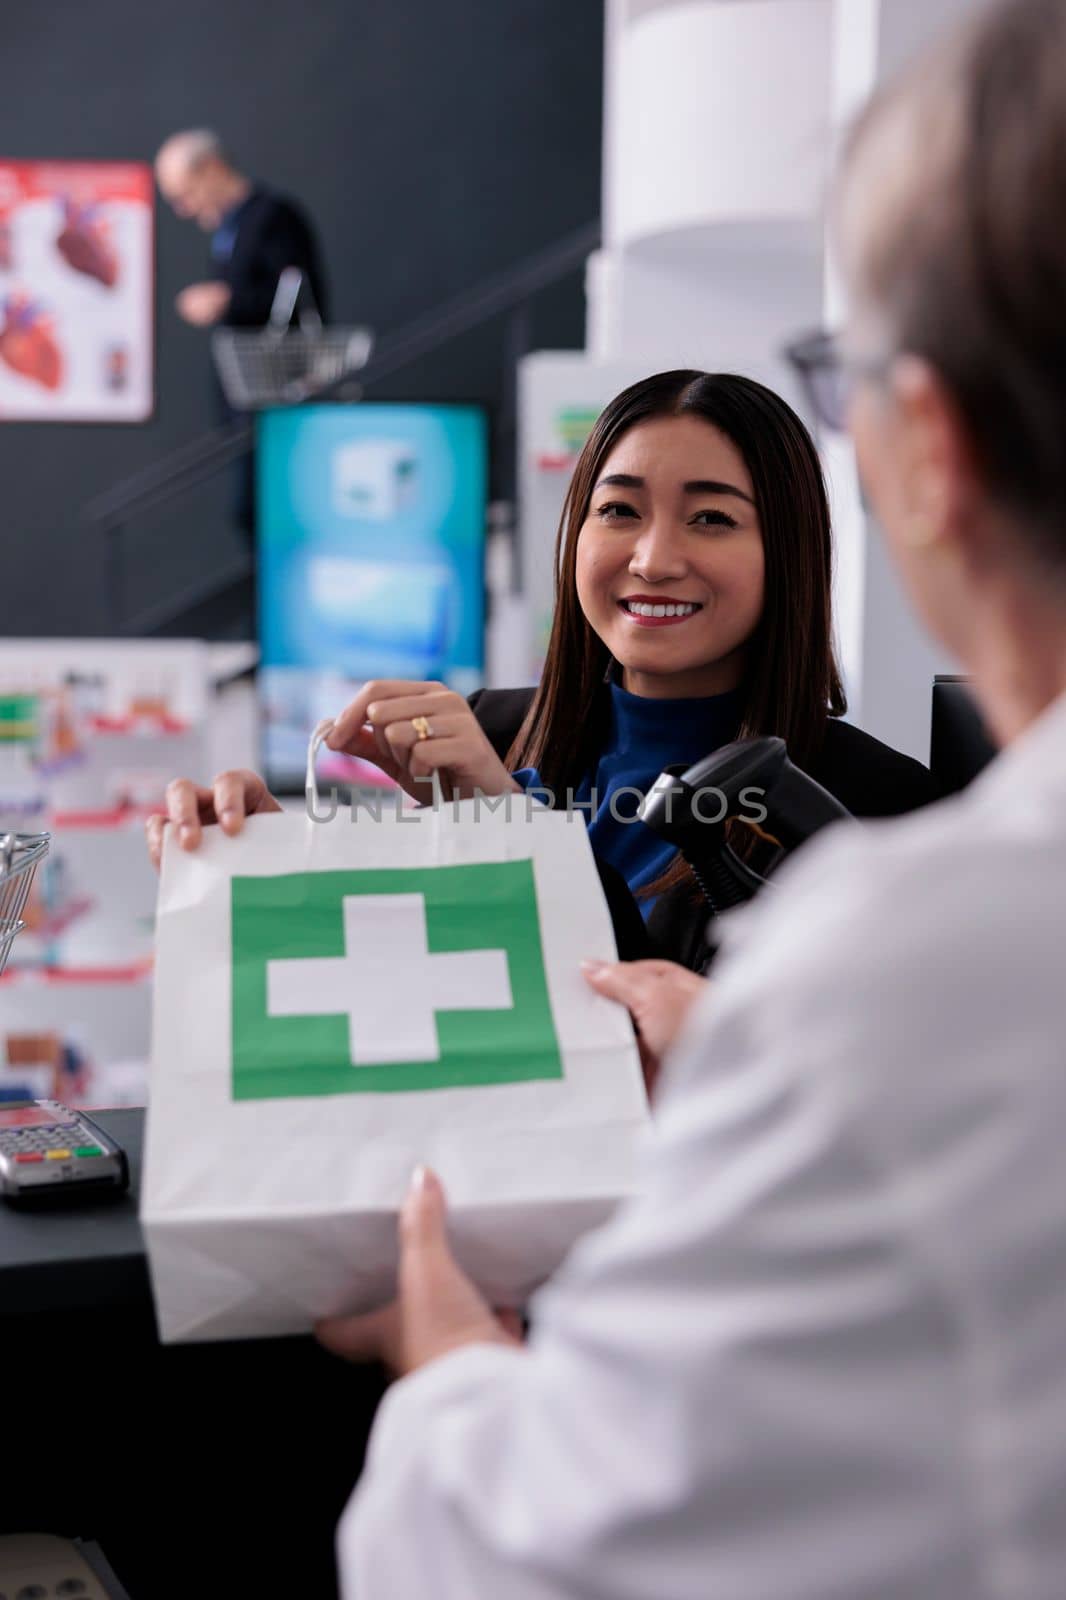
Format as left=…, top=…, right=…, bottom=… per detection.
left=155, top=129, right=329, bottom=539
left=155, top=129, right=328, bottom=331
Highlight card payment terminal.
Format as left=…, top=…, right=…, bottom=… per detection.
left=0, top=1100, right=128, bottom=1203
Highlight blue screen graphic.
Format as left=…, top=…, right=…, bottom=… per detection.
left=257, top=404, right=487, bottom=787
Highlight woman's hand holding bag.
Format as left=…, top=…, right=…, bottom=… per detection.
left=327, top=679, right=523, bottom=803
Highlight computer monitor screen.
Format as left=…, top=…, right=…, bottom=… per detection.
left=257, top=403, right=488, bottom=791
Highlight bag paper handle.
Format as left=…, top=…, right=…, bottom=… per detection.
left=306, top=717, right=444, bottom=815
left=306, top=718, right=335, bottom=816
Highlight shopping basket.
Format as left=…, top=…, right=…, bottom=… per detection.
left=211, top=266, right=373, bottom=410
left=0, top=832, right=49, bottom=979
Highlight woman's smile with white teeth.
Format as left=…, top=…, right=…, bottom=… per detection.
left=620, top=599, right=703, bottom=619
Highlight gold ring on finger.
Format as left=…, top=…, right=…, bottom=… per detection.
left=411, top=715, right=432, bottom=742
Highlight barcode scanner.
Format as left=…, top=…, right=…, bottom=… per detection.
left=640, top=736, right=852, bottom=915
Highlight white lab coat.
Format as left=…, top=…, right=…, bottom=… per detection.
left=339, top=690, right=1066, bottom=1600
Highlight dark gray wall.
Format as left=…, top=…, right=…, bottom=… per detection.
left=0, top=0, right=602, bottom=636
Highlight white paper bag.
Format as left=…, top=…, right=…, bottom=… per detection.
left=141, top=789, right=648, bottom=1342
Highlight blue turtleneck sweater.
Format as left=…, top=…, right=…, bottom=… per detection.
left=514, top=680, right=741, bottom=913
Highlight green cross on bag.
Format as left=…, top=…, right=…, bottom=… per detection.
left=230, top=858, right=563, bottom=1100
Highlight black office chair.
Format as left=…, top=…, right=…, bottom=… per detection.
left=930, top=675, right=997, bottom=796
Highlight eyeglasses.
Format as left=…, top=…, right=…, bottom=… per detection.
left=783, top=329, right=893, bottom=433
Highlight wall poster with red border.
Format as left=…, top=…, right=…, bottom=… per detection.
left=0, top=160, right=153, bottom=422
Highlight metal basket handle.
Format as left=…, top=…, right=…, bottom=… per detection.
left=267, top=268, right=323, bottom=339
left=0, top=831, right=50, bottom=980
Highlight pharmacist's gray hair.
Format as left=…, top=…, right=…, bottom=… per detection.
left=838, top=0, right=1066, bottom=578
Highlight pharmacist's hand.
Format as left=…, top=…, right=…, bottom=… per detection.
left=315, top=1167, right=523, bottom=1378
left=327, top=680, right=523, bottom=804
left=145, top=769, right=282, bottom=870
left=581, top=958, right=707, bottom=1100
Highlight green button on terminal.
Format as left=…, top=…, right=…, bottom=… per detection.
left=75, top=1145, right=103, bottom=1158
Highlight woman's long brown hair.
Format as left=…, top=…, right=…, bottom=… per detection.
left=506, top=371, right=846, bottom=803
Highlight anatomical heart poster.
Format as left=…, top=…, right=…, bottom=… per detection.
left=0, top=161, right=153, bottom=421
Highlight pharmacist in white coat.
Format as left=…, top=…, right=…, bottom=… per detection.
left=319, top=3, right=1066, bottom=1595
